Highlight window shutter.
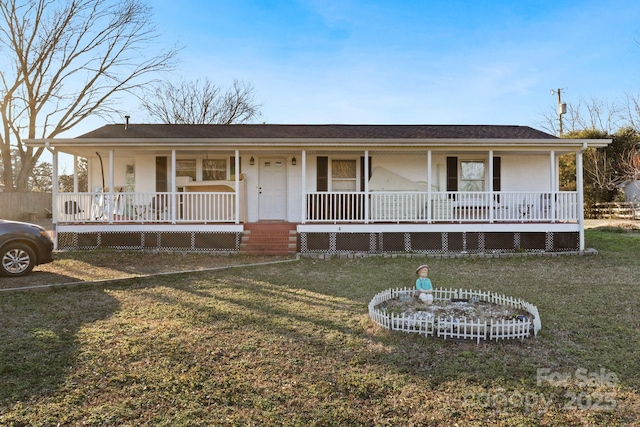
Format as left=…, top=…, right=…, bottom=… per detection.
left=230, top=156, right=241, bottom=176
left=156, top=156, right=168, bottom=192
left=317, top=156, right=328, bottom=191
left=360, top=156, right=371, bottom=191
left=446, top=157, right=458, bottom=192
left=492, top=156, right=501, bottom=191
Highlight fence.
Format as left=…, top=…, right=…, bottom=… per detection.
left=0, top=192, right=52, bottom=221
left=368, top=287, right=541, bottom=343
left=585, top=202, right=640, bottom=220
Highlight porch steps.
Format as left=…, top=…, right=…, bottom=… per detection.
left=240, top=223, right=298, bottom=255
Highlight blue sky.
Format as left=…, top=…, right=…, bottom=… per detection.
left=123, top=0, right=640, bottom=131
left=48, top=0, right=637, bottom=141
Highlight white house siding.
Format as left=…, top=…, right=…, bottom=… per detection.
left=134, top=155, right=157, bottom=192
left=501, top=155, right=551, bottom=191
left=304, top=154, right=318, bottom=193
left=371, top=154, right=432, bottom=185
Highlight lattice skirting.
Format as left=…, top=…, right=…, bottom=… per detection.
left=57, top=231, right=241, bottom=251
left=299, top=231, right=579, bottom=254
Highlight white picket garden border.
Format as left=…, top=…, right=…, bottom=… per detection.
left=368, top=287, right=541, bottom=343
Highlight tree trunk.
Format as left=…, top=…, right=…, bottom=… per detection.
left=1, top=145, right=14, bottom=191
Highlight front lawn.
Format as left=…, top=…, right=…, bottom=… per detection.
left=1, top=227, right=639, bottom=426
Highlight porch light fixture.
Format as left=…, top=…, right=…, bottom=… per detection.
left=250, top=156, right=255, bottom=165
left=292, top=157, right=297, bottom=165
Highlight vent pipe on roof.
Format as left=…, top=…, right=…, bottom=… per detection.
left=124, top=115, right=130, bottom=130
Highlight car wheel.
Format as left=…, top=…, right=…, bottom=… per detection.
left=0, top=243, right=36, bottom=277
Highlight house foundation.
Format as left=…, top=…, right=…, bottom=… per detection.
left=56, top=229, right=241, bottom=252
left=55, top=225, right=581, bottom=254
left=298, top=231, right=579, bottom=254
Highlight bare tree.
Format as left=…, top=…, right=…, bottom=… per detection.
left=59, top=158, right=88, bottom=192
left=577, top=127, right=640, bottom=203
left=30, top=161, right=52, bottom=192
left=0, top=0, right=177, bottom=192
left=538, top=96, right=623, bottom=136
left=621, top=92, right=640, bottom=132
left=539, top=94, right=640, bottom=204
left=141, top=78, right=262, bottom=124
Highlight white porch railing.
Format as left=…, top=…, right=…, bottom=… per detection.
left=56, top=190, right=579, bottom=224
left=56, top=192, right=237, bottom=223
left=306, top=192, right=367, bottom=222
left=305, top=191, right=579, bottom=223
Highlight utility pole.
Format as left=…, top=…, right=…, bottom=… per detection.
left=551, top=88, right=567, bottom=136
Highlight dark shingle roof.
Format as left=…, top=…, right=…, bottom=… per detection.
left=76, top=124, right=557, bottom=140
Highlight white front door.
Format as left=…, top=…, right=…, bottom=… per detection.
left=258, top=158, right=287, bottom=220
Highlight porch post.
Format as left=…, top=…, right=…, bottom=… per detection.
left=364, top=150, right=369, bottom=223
left=550, top=151, right=556, bottom=222
left=301, top=150, right=306, bottom=224
left=73, top=154, right=78, bottom=192
left=51, top=147, right=59, bottom=250
left=427, top=150, right=432, bottom=223
left=488, top=151, right=494, bottom=223
left=108, top=150, right=114, bottom=224
left=235, top=150, right=240, bottom=224
left=171, top=150, right=176, bottom=224
left=576, top=145, right=586, bottom=251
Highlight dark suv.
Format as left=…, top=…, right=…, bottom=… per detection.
left=0, top=220, right=54, bottom=277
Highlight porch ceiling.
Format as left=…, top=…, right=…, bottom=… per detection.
left=52, top=146, right=581, bottom=159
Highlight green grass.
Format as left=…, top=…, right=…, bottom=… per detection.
left=1, top=228, right=639, bottom=426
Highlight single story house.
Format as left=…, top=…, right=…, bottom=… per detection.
left=26, top=123, right=611, bottom=255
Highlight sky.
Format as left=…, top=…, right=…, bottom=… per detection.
left=53, top=0, right=640, bottom=151
left=104, top=0, right=640, bottom=131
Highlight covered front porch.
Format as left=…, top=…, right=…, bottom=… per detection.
left=51, top=189, right=582, bottom=254
left=48, top=150, right=586, bottom=253
left=54, top=189, right=578, bottom=225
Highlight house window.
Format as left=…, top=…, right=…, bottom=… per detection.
left=125, top=164, right=135, bottom=192
left=459, top=161, right=485, bottom=191
left=202, top=159, right=227, bottom=180
left=331, top=159, right=357, bottom=191
left=447, top=157, right=500, bottom=194
left=176, top=159, right=196, bottom=181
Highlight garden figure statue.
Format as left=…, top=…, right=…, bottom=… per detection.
left=415, top=264, right=433, bottom=305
